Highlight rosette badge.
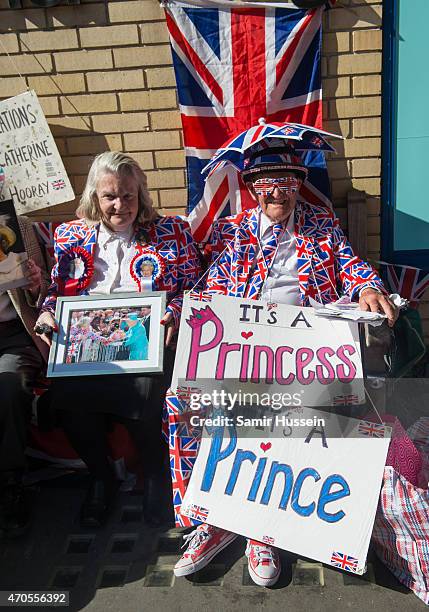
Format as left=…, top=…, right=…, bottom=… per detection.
left=130, top=248, right=165, bottom=291
left=57, top=246, right=94, bottom=295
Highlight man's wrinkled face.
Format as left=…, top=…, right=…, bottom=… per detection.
left=247, top=170, right=303, bottom=223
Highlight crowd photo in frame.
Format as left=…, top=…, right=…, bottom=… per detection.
left=47, top=292, right=166, bottom=377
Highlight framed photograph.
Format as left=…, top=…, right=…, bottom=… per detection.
left=0, top=199, right=28, bottom=292
left=47, top=292, right=166, bottom=378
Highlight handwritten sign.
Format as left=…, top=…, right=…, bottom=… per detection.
left=181, top=409, right=391, bottom=574
left=172, top=293, right=365, bottom=407
left=0, top=90, right=74, bottom=214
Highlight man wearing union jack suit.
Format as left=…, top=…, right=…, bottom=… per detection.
left=174, top=146, right=398, bottom=587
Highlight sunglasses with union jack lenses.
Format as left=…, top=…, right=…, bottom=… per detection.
left=252, top=176, right=300, bottom=196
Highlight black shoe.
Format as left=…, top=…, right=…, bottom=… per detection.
left=0, top=480, right=31, bottom=538
left=80, top=478, right=119, bottom=528
left=142, top=474, right=175, bottom=528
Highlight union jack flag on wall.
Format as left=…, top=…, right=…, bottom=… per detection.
left=164, top=0, right=336, bottom=242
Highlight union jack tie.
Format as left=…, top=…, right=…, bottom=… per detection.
left=261, top=222, right=284, bottom=270
left=245, top=222, right=284, bottom=298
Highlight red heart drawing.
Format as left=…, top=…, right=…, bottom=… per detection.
left=241, top=331, right=253, bottom=339
left=260, top=442, right=272, bottom=452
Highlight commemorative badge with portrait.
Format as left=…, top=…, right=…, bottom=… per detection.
left=130, top=247, right=165, bottom=291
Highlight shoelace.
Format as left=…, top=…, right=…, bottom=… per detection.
left=181, top=526, right=211, bottom=551
left=249, top=544, right=277, bottom=566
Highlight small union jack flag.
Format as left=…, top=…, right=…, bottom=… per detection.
left=262, top=535, right=275, bottom=546
left=358, top=420, right=386, bottom=438
left=311, top=136, right=325, bottom=147
left=333, top=394, right=359, bottom=406
left=176, top=386, right=202, bottom=403
left=267, top=302, right=278, bottom=311
left=330, top=551, right=359, bottom=573
left=189, top=290, right=213, bottom=302
left=184, top=504, right=209, bottom=522
left=52, top=179, right=66, bottom=190
left=383, top=262, right=429, bottom=309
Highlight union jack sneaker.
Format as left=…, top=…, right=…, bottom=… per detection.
left=174, top=523, right=237, bottom=577
left=245, top=539, right=281, bottom=587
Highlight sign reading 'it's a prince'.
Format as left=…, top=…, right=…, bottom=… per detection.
left=181, top=410, right=391, bottom=574
left=0, top=90, right=74, bottom=214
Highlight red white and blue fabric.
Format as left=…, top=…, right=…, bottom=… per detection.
left=162, top=390, right=202, bottom=527
left=40, top=216, right=202, bottom=328
left=381, top=262, right=429, bottom=309
left=203, top=123, right=340, bottom=179
left=164, top=1, right=335, bottom=242
left=371, top=416, right=429, bottom=604
left=32, top=221, right=62, bottom=266
left=206, top=204, right=385, bottom=303
left=373, top=466, right=429, bottom=606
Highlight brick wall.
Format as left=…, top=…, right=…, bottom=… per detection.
left=0, top=0, right=427, bottom=339
left=322, top=0, right=382, bottom=261
left=0, top=0, right=186, bottom=218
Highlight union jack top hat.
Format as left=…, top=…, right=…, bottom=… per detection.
left=241, top=143, right=308, bottom=182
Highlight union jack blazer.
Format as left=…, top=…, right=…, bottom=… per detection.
left=206, top=203, right=385, bottom=303
left=41, top=216, right=202, bottom=326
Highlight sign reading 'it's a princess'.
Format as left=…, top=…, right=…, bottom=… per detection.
left=172, top=293, right=365, bottom=407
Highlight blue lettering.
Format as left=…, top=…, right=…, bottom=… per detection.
left=247, top=457, right=267, bottom=502
left=317, top=474, right=350, bottom=523
left=225, top=449, right=256, bottom=495
left=291, top=468, right=321, bottom=517
left=201, top=426, right=237, bottom=492
left=260, top=461, right=293, bottom=509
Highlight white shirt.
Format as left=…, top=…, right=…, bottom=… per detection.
left=0, top=292, right=18, bottom=322
left=258, top=211, right=300, bottom=305
left=88, top=224, right=137, bottom=294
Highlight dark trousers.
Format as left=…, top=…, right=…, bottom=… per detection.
left=0, top=320, right=44, bottom=476
left=53, top=348, right=175, bottom=483
left=60, top=406, right=169, bottom=482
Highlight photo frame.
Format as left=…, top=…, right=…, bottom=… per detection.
left=47, top=292, right=166, bottom=378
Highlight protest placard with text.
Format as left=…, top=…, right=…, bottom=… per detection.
left=172, top=293, right=365, bottom=407
left=0, top=90, right=74, bottom=213
left=181, top=408, right=391, bottom=574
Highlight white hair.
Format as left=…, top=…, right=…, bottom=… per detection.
left=77, top=151, right=158, bottom=226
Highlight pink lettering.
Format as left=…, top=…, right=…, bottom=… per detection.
left=275, top=346, right=295, bottom=385
left=315, top=347, right=335, bottom=385
left=215, top=343, right=241, bottom=380
left=186, top=306, right=224, bottom=380
left=336, top=345, right=357, bottom=382
left=251, top=346, right=275, bottom=384
left=296, top=347, right=315, bottom=385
